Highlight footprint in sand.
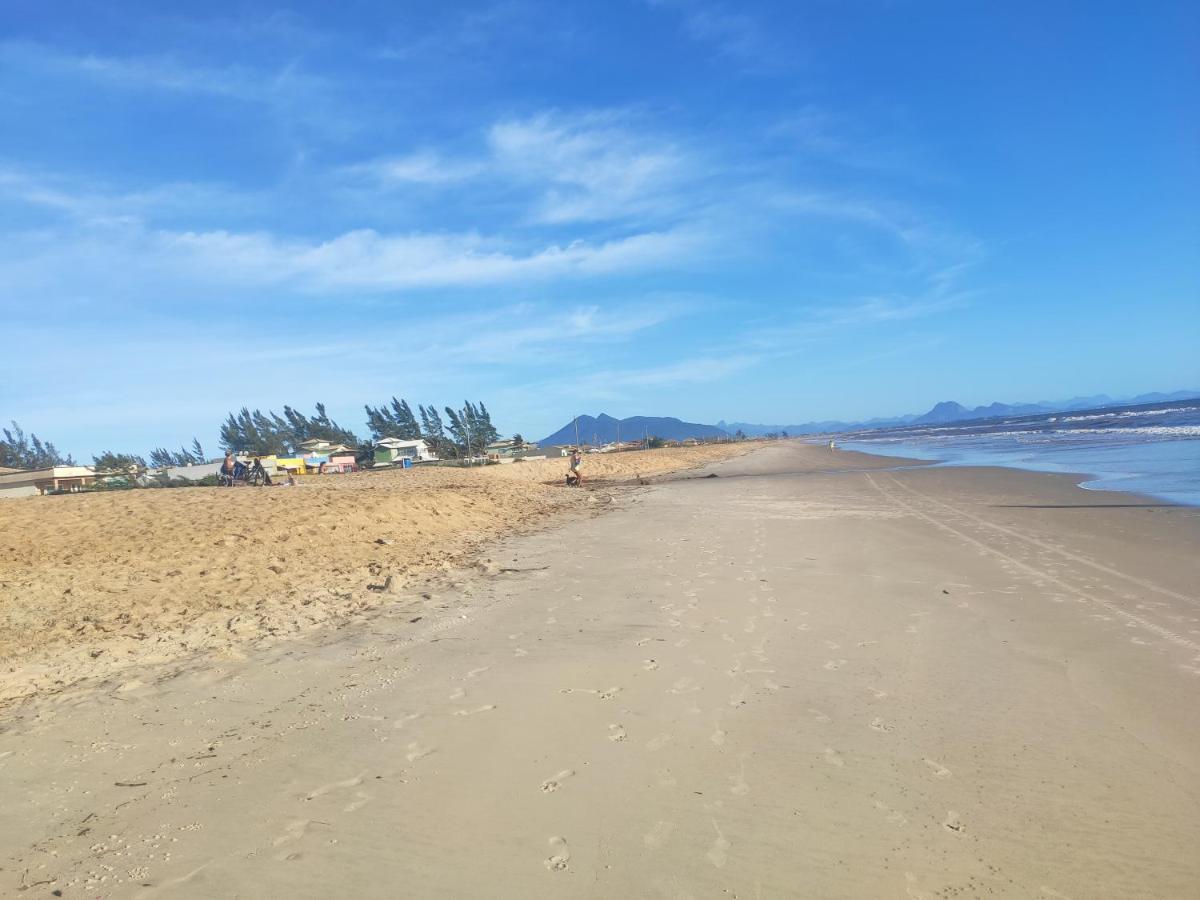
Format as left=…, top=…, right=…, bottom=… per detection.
left=643, top=659, right=660, bottom=671
left=599, top=686, right=621, bottom=700
left=464, top=666, right=490, bottom=680
left=454, top=704, right=496, bottom=717
left=448, top=687, right=466, bottom=700
left=343, top=791, right=372, bottom=813
left=643, top=820, right=675, bottom=850
left=405, top=742, right=435, bottom=762
left=390, top=713, right=420, bottom=730
left=540, top=769, right=575, bottom=793
left=273, top=819, right=313, bottom=848
left=823, top=659, right=847, bottom=671
left=647, top=733, right=673, bottom=751
left=305, top=773, right=364, bottom=801
left=728, top=686, right=748, bottom=708
left=729, top=758, right=749, bottom=795
left=668, top=677, right=698, bottom=695
left=874, top=799, right=908, bottom=827
left=823, top=748, right=845, bottom=767
left=706, top=820, right=731, bottom=868
left=869, top=717, right=895, bottom=733
left=636, top=637, right=654, bottom=647
left=808, top=708, right=832, bottom=724
left=923, top=758, right=952, bottom=778
left=857, top=640, right=878, bottom=648
left=869, top=687, right=889, bottom=700
left=544, top=836, right=571, bottom=871
left=608, top=724, right=627, bottom=742
left=514, top=648, right=529, bottom=657
left=943, top=811, right=966, bottom=833
left=824, top=641, right=841, bottom=650
left=710, top=725, right=726, bottom=746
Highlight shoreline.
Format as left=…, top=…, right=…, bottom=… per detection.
left=830, top=438, right=1199, bottom=507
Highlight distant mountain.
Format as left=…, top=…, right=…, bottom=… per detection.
left=540, top=414, right=728, bottom=446
left=913, top=399, right=1046, bottom=425
left=725, top=389, right=1200, bottom=436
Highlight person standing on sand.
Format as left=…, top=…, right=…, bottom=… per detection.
left=568, top=448, right=584, bottom=486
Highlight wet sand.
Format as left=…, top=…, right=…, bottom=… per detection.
left=2, top=442, right=1198, bottom=898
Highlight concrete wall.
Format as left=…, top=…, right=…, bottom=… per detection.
left=163, top=461, right=224, bottom=482
left=0, top=482, right=39, bottom=498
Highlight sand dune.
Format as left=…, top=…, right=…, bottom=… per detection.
left=0, top=444, right=749, bottom=706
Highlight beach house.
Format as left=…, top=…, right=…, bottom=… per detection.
left=0, top=465, right=98, bottom=498
left=485, top=439, right=539, bottom=459
left=295, top=441, right=358, bottom=473
left=374, top=438, right=438, bottom=466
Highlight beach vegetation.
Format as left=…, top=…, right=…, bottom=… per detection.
left=92, top=451, right=148, bottom=473
left=0, top=421, right=74, bottom=469
left=219, top=402, right=359, bottom=456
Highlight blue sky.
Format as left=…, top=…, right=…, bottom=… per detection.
left=1, top=1, right=1197, bottom=456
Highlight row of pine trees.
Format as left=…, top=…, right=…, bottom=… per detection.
left=217, top=398, right=501, bottom=461
left=4, top=398, right=505, bottom=473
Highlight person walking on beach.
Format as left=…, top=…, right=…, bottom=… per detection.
left=567, top=448, right=584, bottom=486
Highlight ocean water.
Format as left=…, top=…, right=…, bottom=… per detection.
left=835, top=399, right=1200, bottom=506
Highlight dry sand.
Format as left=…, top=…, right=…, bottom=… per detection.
left=0, top=444, right=749, bottom=706
left=2, top=442, right=1198, bottom=898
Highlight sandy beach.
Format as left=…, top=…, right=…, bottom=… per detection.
left=0, top=444, right=748, bottom=707
left=2, top=442, right=1198, bottom=898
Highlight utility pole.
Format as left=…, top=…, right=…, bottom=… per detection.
left=616, top=419, right=620, bottom=452
left=573, top=415, right=581, bottom=450
left=462, top=406, right=474, bottom=466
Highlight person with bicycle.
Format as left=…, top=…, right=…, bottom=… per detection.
left=221, top=451, right=236, bottom=486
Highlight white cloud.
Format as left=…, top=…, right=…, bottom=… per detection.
left=0, top=40, right=325, bottom=103
left=0, top=217, right=707, bottom=299
left=645, top=0, right=790, bottom=72
left=339, top=110, right=696, bottom=226
left=340, top=151, right=483, bottom=186
left=487, top=112, right=691, bottom=224
left=156, top=224, right=704, bottom=291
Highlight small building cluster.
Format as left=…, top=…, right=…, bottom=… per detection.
left=0, top=437, right=446, bottom=498
left=483, top=439, right=544, bottom=463
left=0, top=465, right=98, bottom=498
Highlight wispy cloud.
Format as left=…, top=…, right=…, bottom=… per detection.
left=0, top=164, right=262, bottom=226
left=340, top=110, right=696, bottom=226
left=0, top=216, right=708, bottom=300
left=157, top=224, right=705, bottom=291
left=646, top=0, right=792, bottom=72
left=340, top=151, right=483, bottom=186
left=0, top=40, right=325, bottom=104
left=488, top=111, right=692, bottom=224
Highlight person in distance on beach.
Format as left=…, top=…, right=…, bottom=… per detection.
left=567, top=448, right=583, bottom=486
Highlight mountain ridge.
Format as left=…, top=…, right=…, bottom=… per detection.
left=539, top=414, right=728, bottom=446
left=722, top=389, right=1200, bottom=436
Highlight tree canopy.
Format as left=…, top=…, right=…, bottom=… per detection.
left=219, top=403, right=360, bottom=456
left=1, top=421, right=74, bottom=469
